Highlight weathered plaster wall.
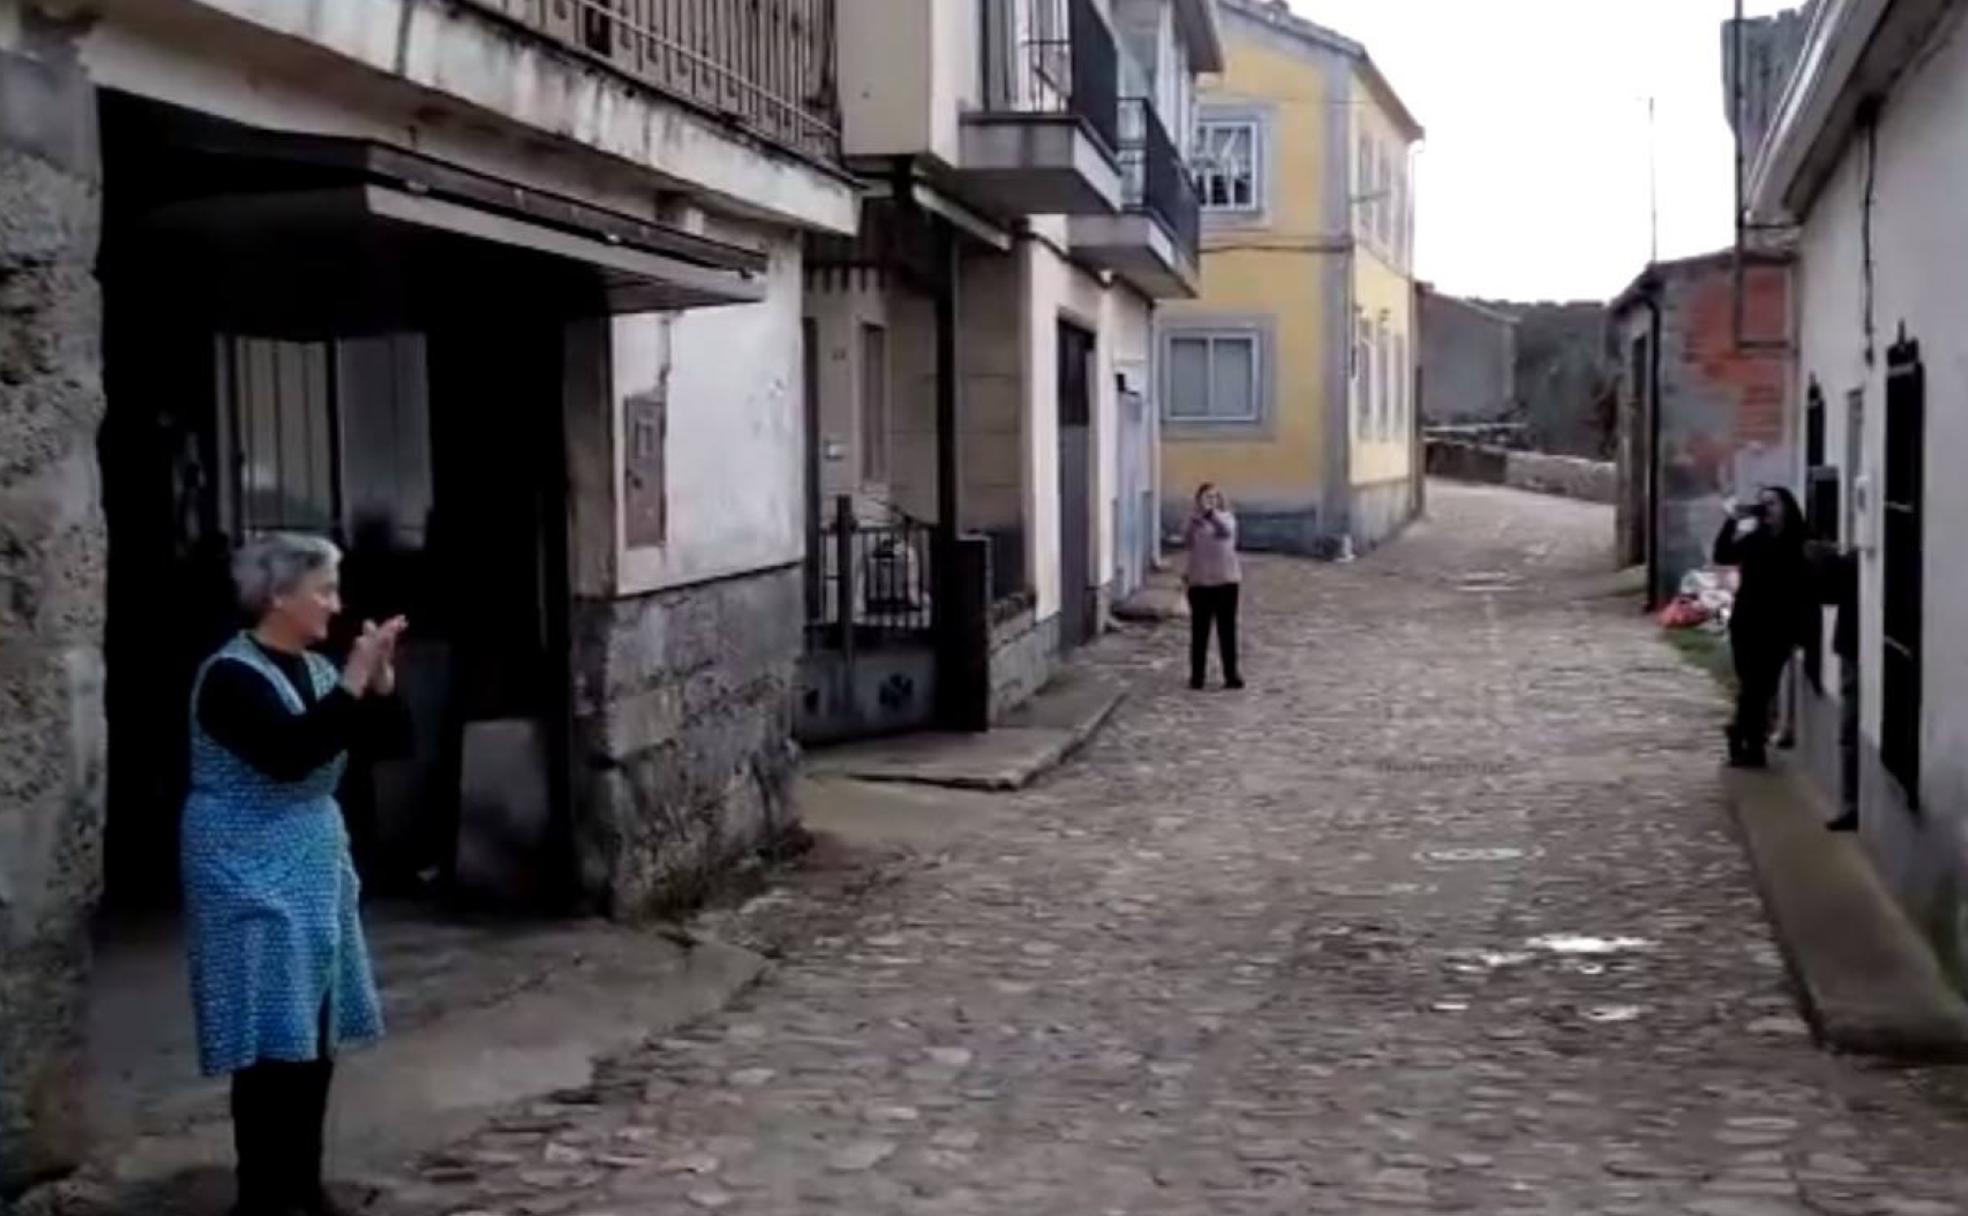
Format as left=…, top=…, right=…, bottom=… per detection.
left=1613, top=261, right=1792, bottom=606
left=1790, top=11, right=1968, bottom=985
left=0, top=27, right=106, bottom=1195
left=616, top=239, right=808, bottom=594
left=1024, top=227, right=1119, bottom=626
left=803, top=266, right=889, bottom=508
left=119, top=0, right=856, bottom=234
left=568, top=566, right=802, bottom=919
left=564, top=234, right=811, bottom=919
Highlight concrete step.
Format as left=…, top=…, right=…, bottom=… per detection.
left=1723, top=763, right=1968, bottom=1062
left=802, top=670, right=1125, bottom=792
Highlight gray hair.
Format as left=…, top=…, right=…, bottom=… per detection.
left=232, top=533, right=341, bottom=619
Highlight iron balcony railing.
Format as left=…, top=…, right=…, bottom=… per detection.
left=1118, top=98, right=1201, bottom=261
left=988, top=0, right=1121, bottom=154
left=464, top=0, right=840, bottom=163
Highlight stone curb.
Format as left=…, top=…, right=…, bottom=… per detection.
left=1722, top=763, right=1968, bottom=1062
left=804, top=679, right=1126, bottom=793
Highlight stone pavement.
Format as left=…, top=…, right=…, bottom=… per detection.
left=374, top=482, right=1968, bottom=1215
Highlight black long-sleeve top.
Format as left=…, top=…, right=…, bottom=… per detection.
left=1714, top=518, right=1812, bottom=653
left=197, top=639, right=410, bottom=781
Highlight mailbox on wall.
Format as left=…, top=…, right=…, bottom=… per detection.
left=624, top=389, right=666, bottom=549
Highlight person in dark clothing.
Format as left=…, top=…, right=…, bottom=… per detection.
left=1714, top=487, right=1811, bottom=768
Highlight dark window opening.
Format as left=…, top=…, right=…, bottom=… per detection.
left=1882, top=332, right=1924, bottom=806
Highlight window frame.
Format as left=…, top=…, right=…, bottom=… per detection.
left=1194, top=117, right=1263, bottom=215
left=1375, top=315, right=1392, bottom=440
left=1160, top=319, right=1276, bottom=436
left=1353, top=313, right=1373, bottom=439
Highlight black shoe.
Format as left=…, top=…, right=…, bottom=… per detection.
left=1189, top=677, right=1205, bottom=691
left=1827, top=811, right=1859, bottom=833
left=1225, top=677, right=1246, bottom=691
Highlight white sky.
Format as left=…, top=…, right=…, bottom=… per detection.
left=1288, top=0, right=1799, bottom=303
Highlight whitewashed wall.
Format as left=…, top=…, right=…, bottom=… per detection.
left=1792, top=10, right=1968, bottom=927
left=616, top=238, right=807, bottom=593
left=1023, top=226, right=1122, bottom=621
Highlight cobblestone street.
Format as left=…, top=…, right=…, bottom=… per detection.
left=381, top=484, right=1968, bottom=1215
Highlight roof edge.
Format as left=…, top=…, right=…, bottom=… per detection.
left=1216, top=0, right=1422, bottom=140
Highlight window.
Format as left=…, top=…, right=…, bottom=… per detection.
left=1376, top=316, right=1392, bottom=439
left=860, top=324, right=889, bottom=482
left=218, top=336, right=337, bottom=537
left=1357, top=134, right=1373, bottom=240
left=1196, top=120, right=1260, bottom=212
left=1393, top=332, right=1409, bottom=437
left=1393, top=167, right=1409, bottom=269
left=1353, top=313, right=1373, bottom=437
left=1374, top=144, right=1391, bottom=248
left=1882, top=334, right=1924, bottom=803
left=1166, top=332, right=1260, bottom=422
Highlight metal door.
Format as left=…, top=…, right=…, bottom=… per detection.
left=1057, top=322, right=1095, bottom=649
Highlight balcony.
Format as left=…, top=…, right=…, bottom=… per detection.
left=1069, top=98, right=1201, bottom=297
left=461, top=0, right=841, bottom=164
left=958, top=0, right=1124, bottom=216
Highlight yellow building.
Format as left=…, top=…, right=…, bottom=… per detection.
left=1160, top=0, right=1422, bottom=554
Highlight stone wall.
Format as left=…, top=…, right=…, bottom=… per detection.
left=567, top=565, right=804, bottom=919
left=1426, top=441, right=1617, bottom=506
left=988, top=604, right=1057, bottom=724
left=1418, top=291, right=1517, bottom=425
left=1504, top=451, right=1618, bottom=505
left=0, top=35, right=107, bottom=1197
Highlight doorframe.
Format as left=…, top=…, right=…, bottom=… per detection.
left=1054, top=316, right=1098, bottom=650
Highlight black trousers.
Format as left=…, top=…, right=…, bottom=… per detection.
left=231, top=1006, right=334, bottom=1213
left=1731, top=639, right=1791, bottom=758
left=1188, top=584, right=1241, bottom=686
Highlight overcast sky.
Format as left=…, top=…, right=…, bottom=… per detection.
left=1288, top=0, right=1799, bottom=303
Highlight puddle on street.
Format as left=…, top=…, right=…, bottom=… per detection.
left=1417, top=846, right=1532, bottom=864
left=1526, top=934, right=1655, bottom=955
left=1443, top=949, right=1535, bottom=974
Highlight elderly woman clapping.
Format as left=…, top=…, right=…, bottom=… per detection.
left=182, top=533, right=407, bottom=1216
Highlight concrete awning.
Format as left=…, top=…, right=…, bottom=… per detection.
left=124, top=123, right=770, bottom=318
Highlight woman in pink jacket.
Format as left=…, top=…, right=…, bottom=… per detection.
left=1184, top=483, right=1244, bottom=691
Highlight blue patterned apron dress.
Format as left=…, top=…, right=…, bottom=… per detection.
left=181, top=635, right=384, bottom=1077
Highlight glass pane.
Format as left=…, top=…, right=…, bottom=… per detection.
left=1209, top=338, right=1255, bottom=419
left=1169, top=338, right=1210, bottom=418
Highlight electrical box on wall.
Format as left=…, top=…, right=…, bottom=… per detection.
left=1851, top=471, right=1876, bottom=553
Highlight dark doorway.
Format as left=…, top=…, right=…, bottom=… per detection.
left=95, top=92, right=576, bottom=913
left=1056, top=322, right=1096, bottom=651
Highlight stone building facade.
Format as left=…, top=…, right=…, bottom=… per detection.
left=1, top=29, right=108, bottom=1190
left=0, top=0, right=855, bottom=1192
